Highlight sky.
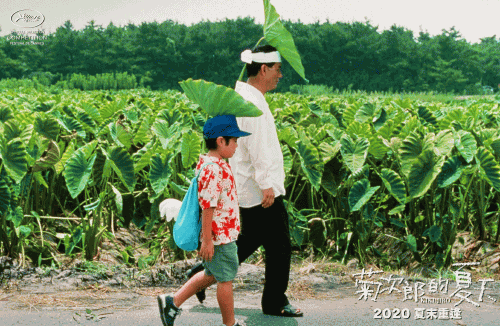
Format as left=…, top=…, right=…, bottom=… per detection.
left=2, top=0, right=500, bottom=44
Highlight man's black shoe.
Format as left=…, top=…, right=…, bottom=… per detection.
left=186, top=262, right=205, bottom=303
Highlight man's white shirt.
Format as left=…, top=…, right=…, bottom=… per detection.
left=228, top=81, right=286, bottom=208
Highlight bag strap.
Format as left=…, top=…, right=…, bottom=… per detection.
left=195, top=162, right=218, bottom=180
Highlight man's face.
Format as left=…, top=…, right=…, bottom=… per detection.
left=264, top=63, right=282, bottom=92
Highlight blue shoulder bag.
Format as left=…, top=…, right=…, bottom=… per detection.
left=173, top=162, right=217, bottom=251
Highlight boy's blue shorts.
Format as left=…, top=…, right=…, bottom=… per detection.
left=203, top=241, right=238, bottom=283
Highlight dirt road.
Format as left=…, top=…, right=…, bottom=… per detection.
left=1, top=263, right=499, bottom=325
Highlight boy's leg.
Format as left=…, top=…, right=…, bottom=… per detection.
left=158, top=271, right=216, bottom=326
left=173, top=270, right=215, bottom=307
left=187, top=207, right=261, bottom=303
left=217, top=280, right=234, bottom=326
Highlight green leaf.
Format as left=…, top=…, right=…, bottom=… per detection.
left=406, top=234, right=417, bottom=252
left=281, top=143, right=293, bottom=175
left=105, top=147, right=136, bottom=193
left=7, top=206, right=24, bottom=228
left=149, top=153, right=172, bottom=194
left=437, top=156, right=463, bottom=188
left=0, top=168, right=11, bottom=217
left=380, top=168, right=406, bottom=204
left=63, top=149, right=97, bottom=199
left=152, top=120, right=180, bottom=149
left=109, top=122, right=132, bottom=149
left=454, top=129, right=477, bottom=163
left=433, top=130, right=454, bottom=157
left=291, top=227, right=304, bottom=246
left=417, top=106, right=437, bottom=126
left=340, top=135, right=369, bottom=175
left=390, top=218, right=405, bottom=228
left=476, top=147, right=500, bottom=192
left=133, top=141, right=157, bottom=173
left=110, top=184, right=123, bottom=216
left=354, top=103, right=377, bottom=124
left=32, top=140, right=60, bottom=172
left=295, top=136, right=323, bottom=190
left=348, top=179, right=380, bottom=212
left=55, top=139, right=76, bottom=175
left=181, top=132, right=201, bottom=169
left=19, top=225, right=31, bottom=238
left=408, top=151, right=445, bottom=199
left=58, top=115, right=86, bottom=138
left=133, top=114, right=153, bottom=145
left=34, top=114, right=60, bottom=140
left=179, top=79, right=263, bottom=117
left=400, top=132, right=427, bottom=163
left=423, top=225, right=442, bottom=243
left=263, top=0, right=308, bottom=82
left=0, top=137, right=28, bottom=184
left=0, top=107, right=14, bottom=123
left=389, top=204, right=406, bottom=215
left=83, top=198, right=101, bottom=212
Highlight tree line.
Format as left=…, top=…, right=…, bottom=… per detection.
left=1, top=17, right=499, bottom=93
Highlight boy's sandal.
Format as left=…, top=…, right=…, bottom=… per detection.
left=265, top=304, right=303, bottom=317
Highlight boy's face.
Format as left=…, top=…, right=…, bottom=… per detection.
left=217, top=137, right=238, bottom=158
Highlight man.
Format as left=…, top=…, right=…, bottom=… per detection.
left=187, top=45, right=302, bottom=317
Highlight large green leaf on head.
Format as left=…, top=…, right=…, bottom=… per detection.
left=340, top=134, right=369, bottom=175
left=262, top=0, right=308, bottom=82
left=476, top=147, right=500, bottom=192
left=348, top=178, right=380, bottom=212
left=179, top=79, right=263, bottom=118
left=408, top=150, right=445, bottom=199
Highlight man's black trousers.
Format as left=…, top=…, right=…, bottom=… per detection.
left=236, top=196, right=291, bottom=313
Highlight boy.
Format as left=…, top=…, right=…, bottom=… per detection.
left=157, top=115, right=250, bottom=326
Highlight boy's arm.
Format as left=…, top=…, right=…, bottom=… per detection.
left=199, top=207, right=215, bottom=262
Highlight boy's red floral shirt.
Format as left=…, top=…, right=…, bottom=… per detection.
left=196, top=154, right=240, bottom=245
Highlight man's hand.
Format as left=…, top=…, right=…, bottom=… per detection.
left=199, top=239, right=214, bottom=262
left=261, top=187, right=275, bottom=208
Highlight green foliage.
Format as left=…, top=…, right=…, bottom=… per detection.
left=0, top=85, right=499, bottom=271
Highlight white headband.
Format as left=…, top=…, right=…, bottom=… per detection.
left=241, top=49, right=281, bottom=64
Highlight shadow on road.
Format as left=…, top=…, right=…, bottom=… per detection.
left=189, top=305, right=300, bottom=326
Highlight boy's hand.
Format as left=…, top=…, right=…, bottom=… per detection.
left=199, top=239, right=214, bottom=262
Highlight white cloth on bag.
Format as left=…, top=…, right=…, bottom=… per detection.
left=228, top=81, right=286, bottom=208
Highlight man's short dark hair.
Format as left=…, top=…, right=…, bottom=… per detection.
left=205, top=136, right=233, bottom=150
left=246, top=45, right=279, bottom=77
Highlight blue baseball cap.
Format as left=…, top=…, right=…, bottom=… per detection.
left=203, top=115, right=251, bottom=139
